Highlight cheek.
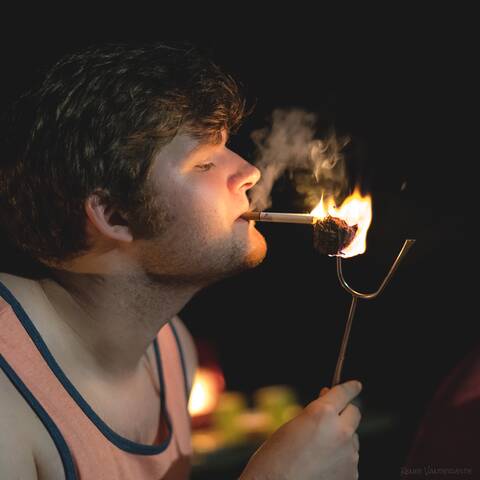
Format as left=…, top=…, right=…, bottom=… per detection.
left=157, top=169, right=232, bottom=236
left=180, top=177, right=229, bottom=221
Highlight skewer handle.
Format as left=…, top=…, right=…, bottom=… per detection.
left=331, top=296, right=358, bottom=386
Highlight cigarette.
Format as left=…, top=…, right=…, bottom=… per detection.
left=241, top=211, right=318, bottom=225
left=242, top=211, right=359, bottom=256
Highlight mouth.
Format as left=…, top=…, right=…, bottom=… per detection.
left=236, top=208, right=254, bottom=224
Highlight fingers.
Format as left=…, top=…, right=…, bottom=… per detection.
left=321, top=380, right=362, bottom=414
left=319, top=387, right=329, bottom=397
left=340, top=403, right=362, bottom=431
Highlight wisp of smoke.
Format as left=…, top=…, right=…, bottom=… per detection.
left=248, top=109, right=349, bottom=211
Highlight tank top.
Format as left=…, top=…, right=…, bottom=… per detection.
left=0, top=278, right=193, bottom=479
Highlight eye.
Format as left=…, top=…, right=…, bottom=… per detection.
left=195, top=162, right=216, bottom=172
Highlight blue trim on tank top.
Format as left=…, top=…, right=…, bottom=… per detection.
left=0, top=279, right=173, bottom=455
left=0, top=354, right=78, bottom=480
left=168, top=320, right=190, bottom=405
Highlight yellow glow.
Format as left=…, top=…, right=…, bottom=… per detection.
left=310, top=187, right=372, bottom=257
left=188, top=368, right=222, bottom=417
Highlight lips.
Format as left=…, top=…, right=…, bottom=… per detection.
left=236, top=206, right=252, bottom=222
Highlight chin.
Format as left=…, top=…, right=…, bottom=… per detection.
left=243, top=229, right=268, bottom=269
left=137, top=225, right=267, bottom=286
left=205, top=229, right=267, bottom=283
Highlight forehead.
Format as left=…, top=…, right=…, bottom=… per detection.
left=155, top=134, right=201, bottom=167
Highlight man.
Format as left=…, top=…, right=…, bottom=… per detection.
left=0, top=42, right=361, bottom=479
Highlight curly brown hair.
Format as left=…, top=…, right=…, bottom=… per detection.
left=0, top=42, right=248, bottom=274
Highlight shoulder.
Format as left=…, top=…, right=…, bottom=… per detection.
left=170, top=316, right=198, bottom=397
left=0, top=360, right=67, bottom=480
left=0, top=272, right=42, bottom=310
left=0, top=280, right=65, bottom=480
left=0, top=368, right=38, bottom=479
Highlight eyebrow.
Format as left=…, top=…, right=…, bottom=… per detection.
left=189, top=131, right=229, bottom=154
left=176, top=133, right=227, bottom=169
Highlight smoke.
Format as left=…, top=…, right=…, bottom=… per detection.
left=248, top=109, right=350, bottom=211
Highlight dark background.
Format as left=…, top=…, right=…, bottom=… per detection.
left=0, top=29, right=473, bottom=478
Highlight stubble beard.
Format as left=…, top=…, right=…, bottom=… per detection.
left=137, top=223, right=267, bottom=288
left=129, top=187, right=267, bottom=287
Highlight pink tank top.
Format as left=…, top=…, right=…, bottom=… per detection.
left=0, top=279, right=193, bottom=479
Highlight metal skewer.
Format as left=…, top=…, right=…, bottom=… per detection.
left=331, top=239, right=416, bottom=386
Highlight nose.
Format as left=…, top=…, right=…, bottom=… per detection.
left=228, top=155, right=261, bottom=194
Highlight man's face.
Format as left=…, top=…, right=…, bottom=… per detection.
left=130, top=130, right=267, bottom=285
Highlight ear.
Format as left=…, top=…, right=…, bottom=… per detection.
left=84, top=191, right=133, bottom=243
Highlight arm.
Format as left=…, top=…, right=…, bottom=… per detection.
left=0, top=434, right=38, bottom=479
left=0, top=371, right=39, bottom=479
left=170, top=316, right=198, bottom=398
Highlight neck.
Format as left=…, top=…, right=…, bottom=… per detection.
left=39, top=270, right=199, bottom=381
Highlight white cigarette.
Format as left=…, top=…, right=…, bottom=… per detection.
left=241, top=211, right=318, bottom=225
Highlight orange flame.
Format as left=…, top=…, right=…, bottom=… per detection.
left=310, top=187, right=372, bottom=258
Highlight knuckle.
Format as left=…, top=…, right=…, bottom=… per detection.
left=305, top=400, right=336, bottom=419
left=319, top=402, right=336, bottom=417
left=339, top=382, right=349, bottom=394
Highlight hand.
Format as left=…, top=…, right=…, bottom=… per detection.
left=239, top=380, right=362, bottom=480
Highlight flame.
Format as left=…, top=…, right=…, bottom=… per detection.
left=310, top=186, right=372, bottom=258
left=188, top=367, right=225, bottom=417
